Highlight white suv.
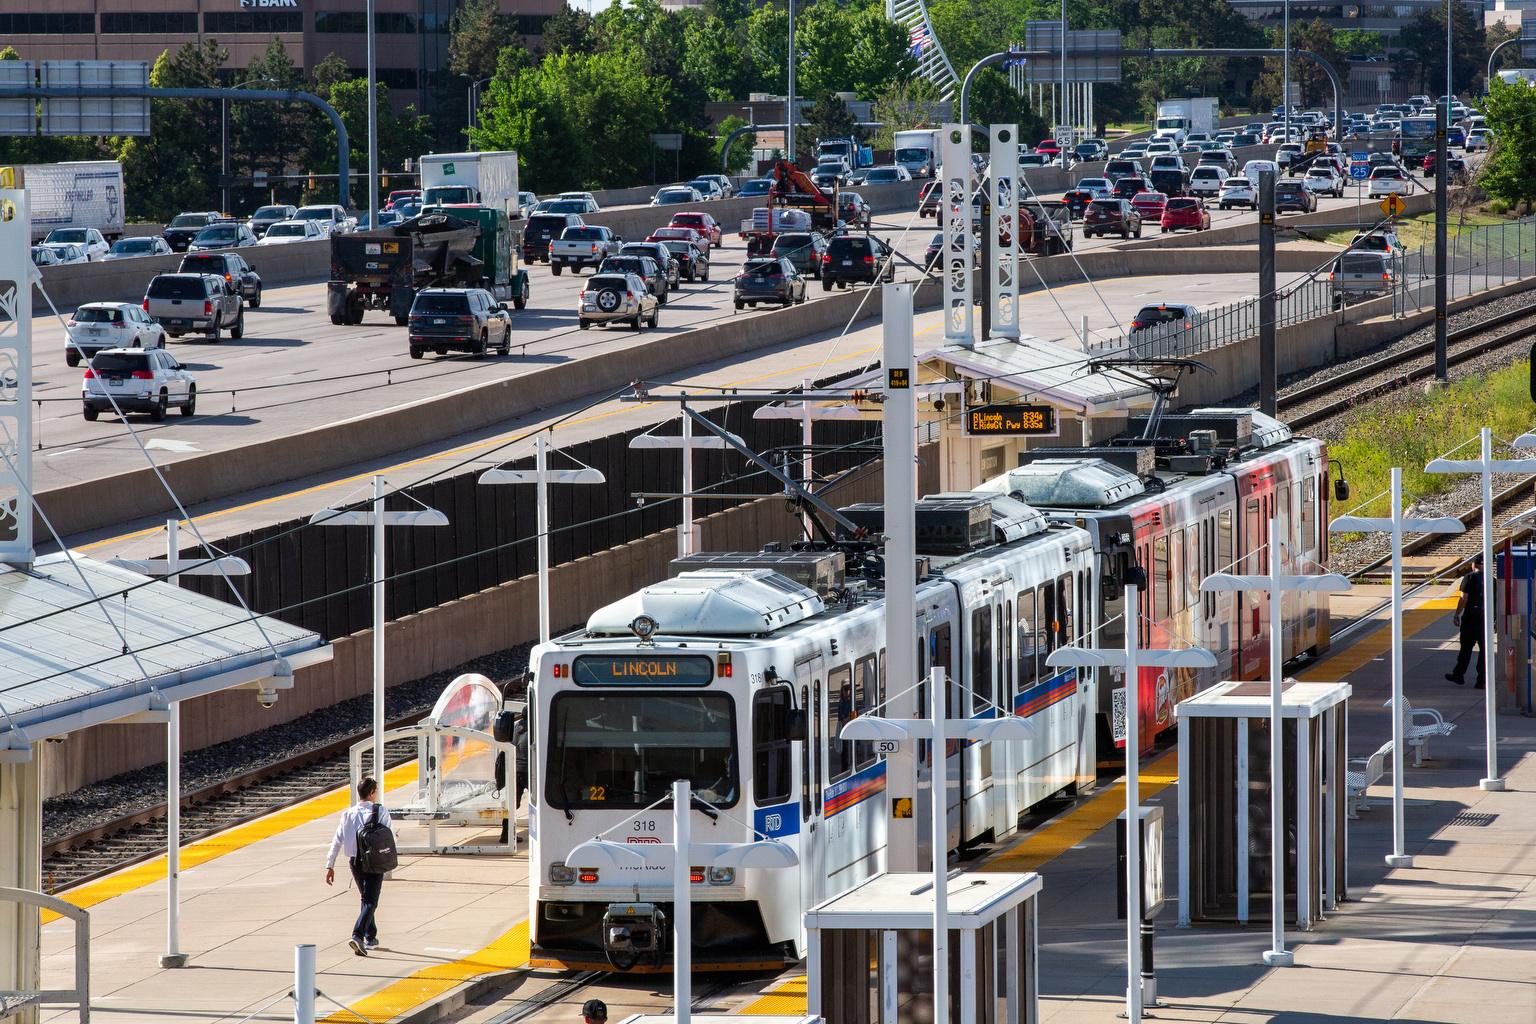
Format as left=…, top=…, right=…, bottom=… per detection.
left=81, top=347, right=197, bottom=422
left=1218, top=177, right=1256, bottom=210
left=1187, top=166, right=1226, bottom=197
left=66, top=302, right=166, bottom=367
left=42, top=227, right=111, bottom=261
left=293, top=205, right=355, bottom=236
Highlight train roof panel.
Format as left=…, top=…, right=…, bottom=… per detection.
left=976, top=458, right=1145, bottom=508
left=586, top=568, right=825, bottom=637
left=1189, top=406, right=1292, bottom=448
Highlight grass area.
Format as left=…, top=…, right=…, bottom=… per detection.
left=1329, top=360, right=1534, bottom=522
left=1319, top=210, right=1507, bottom=250
left=1105, top=122, right=1150, bottom=136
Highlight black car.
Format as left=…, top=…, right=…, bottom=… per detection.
left=838, top=191, right=871, bottom=229
left=407, top=288, right=512, bottom=359
left=770, top=232, right=828, bottom=278
left=1273, top=180, right=1314, bottom=213
left=654, top=238, right=710, bottom=282
left=162, top=211, right=221, bottom=252
left=1112, top=176, right=1147, bottom=200
left=734, top=257, right=807, bottom=309
left=178, top=252, right=262, bottom=307
left=1103, top=158, right=1144, bottom=184
left=737, top=179, right=773, bottom=198
left=522, top=213, right=583, bottom=263
left=619, top=242, right=680, bottom=288
left=598, top=254, right=668, bottom=305
left=820, top=234, right=894, bottom=290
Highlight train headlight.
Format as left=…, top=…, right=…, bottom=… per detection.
left=707, top=867, right=735, bottom=885
left=549, top=862, right=576, bottom=886
left=629, top=614, right=659, bottom=643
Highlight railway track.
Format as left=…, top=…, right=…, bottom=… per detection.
left=1280, top=302, right=1536, bottom=430
left=42, top=715, right=425, bottom=893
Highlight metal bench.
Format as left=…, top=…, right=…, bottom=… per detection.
left=1346, top=740, right=1393, bottom=818
left=0, top=994, right=42, bottom=1022
left=1387, top=698, right=1455, bottom=766
left=0, top=886, right=89, bottom=1023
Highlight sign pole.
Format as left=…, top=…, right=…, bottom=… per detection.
left=1123, top=582, right=1142, bottom=1023
left=1258, top=169, right=1277, bottom=416
left=673, top=779, right=692, bottom=1024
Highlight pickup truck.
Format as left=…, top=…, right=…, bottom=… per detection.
left=550, top=225, right=623, bottom=275
left=143, top=272, right=244, bottom=341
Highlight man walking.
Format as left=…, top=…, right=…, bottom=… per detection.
left=581, top=999, right=608, bottom=1024
left=1446, top=553, right=1486, bottom=689
left=325, top=777, right=392, bottom=956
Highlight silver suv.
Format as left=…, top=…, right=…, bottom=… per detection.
left=144, top=273, right=244, bottom=341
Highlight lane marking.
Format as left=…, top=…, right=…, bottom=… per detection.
left=321, top=922, right=531, bottom=1024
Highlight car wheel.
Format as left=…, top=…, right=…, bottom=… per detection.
left=436, top=347, right=448, bottom=355
left=822, top=278, right=832, bottom=291
left=700, top=265, right=709, bottom=282
left=500, top=330, right=510, bottom=356
left=82, top=405, right=98, bottom=422
left=1135, top=227, right=1142, bottom=238
left=150, top=391, right=167, bottom=422
left=735, top=301, right=743, bottom=311
left=181, top=386, right=196, bottom=417
left=579, top=321, right=590, bottom=330
left=250, top=286, right=262, bottom=309
left=632, top=313, right=642, bottom=332
left=231, top=310, right=245, bottom=340
left=514, top=281, right=529, bottom=310
left=66, top=351, right=80, bottom=368
left=410, top=347, right=423, bottom=359
left=552, top=265, right=562, bottom=276
left=781, top=296, right=791, bottom=308
left=476, top=331, right=489, bottom=359
left=648, top=308, right=659, bottom=328
left=208, top=319, right=221, bottom=342
left=331, top=313, right=347, bottom=326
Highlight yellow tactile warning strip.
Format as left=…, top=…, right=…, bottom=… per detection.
left=736, top=593, right=1462, bottom=1016
left=46, top=760, right=420, bottom=924
left=320, top=922, right=531, bottom=1024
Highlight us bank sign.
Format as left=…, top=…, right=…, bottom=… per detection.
left=240, top=0, right=299, bottom=7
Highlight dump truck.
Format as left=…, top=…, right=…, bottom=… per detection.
left=327, top=209, right=529, bottom=325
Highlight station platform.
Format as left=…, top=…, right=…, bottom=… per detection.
left=42, top=581, right=1536, bottom=1024
left=40, top=763, right=531, bottom=1024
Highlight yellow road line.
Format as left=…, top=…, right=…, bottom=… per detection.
left=322, top=922, right=530, bottom=1024
left=45, top=760, right=420, bottom=923
left=79, top=337, right=891, bottom=553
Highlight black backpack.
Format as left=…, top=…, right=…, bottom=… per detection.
left=355, top=804, right=399, bottom=874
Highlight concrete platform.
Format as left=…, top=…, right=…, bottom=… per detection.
left=40, top=763, right=531, bottom=1024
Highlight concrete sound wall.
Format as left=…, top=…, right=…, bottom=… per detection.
left=34, top=240, right=330, bottom=312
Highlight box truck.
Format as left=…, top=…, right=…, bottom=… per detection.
left=12, top=161, right=126, bottom=242
left=418, top=151, right=521, bottom=218
left=893, top=129, right=941, bottom=178
left=1153, top=99, right=1218, bottom=145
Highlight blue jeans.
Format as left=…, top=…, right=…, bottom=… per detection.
left=349, top=858, right=383, bottom=943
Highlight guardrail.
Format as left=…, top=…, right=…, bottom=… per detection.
left=0, top=886, right=89, bottom=1023
left=1397, top=216, right=1536, bottom=312
left=1110, top=277, right=1336, bottom=359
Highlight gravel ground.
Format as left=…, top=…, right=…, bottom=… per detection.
left=42, top=642, right=535, bottom=844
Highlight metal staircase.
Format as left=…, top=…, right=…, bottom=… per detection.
left=886, top=0, right=961, bottom=102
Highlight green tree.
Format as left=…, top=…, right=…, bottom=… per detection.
left=1333, top=28, right=1385, bottom=59
left=870, top=78, right=944, bottom=149
left=1397, top=4, right=1484, bottom=95
left=805, top=93, right=858, bottom=154
left=715, top=114, right=756, bottom=174
left=682, top=12, right=750, bottom=100
left=449, top=0, right=517, bottom=80
left=303, top=55, right=432, bottom=205
left=1485, top=22, right=1520, bottom=89
left=118, top=41, right=227, bottom=221
left=968, top=69, right=1046, bottom=143
left=745, top=2, right=789, bottom=93
left=1478, top=78, right=1536, bottom=209
left=843, top=4, right=915, bottom=99
left=229, top=38, right=309, bottom=206
left=540, top=5, right=596, bottom=55
left=1292, top=18, right=1343, bottom=108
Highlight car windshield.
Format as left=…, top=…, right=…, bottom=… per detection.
left=1224, top=179, right=1250, bottom=188
left=295, top=209, right=333, bottom=221
left=545, top=200, right=587, bottom=213
left=772, top=234, right=812, bottom=253
left=147, top=276, right=206, bottom=299
left=563, top=227, right=605, bottom=240
left=865, top=169, right=899, bottom=181
left=528, top=216, right=573, bottom=235
left=672, top=214, right=704, bottom=225
left=91, top=351, right=150, bottom=374
left=1371, top=168, right=1401, bottom=178
left=656, top=191, right=693, bottom=204
left=1089, top=199, right=1120, bottom=210
left=180, top=256, right=228, bottom=272
left=252, top=206, right=289, bottom=220
left=743, top=259, right=783, bottom=276
left=169, top=215, right=208, bottom=228
left=1134, top=306, right=1187, bottom=326
left=1167, top=198, right=1199, bottom=209
left=74, top=307, right=123, bottom=323
left=659, top=240, right=693, bottom=256
left=266, top=223, right=305, bottom=237
left=111, top=239, right=154, bottom=253
left=412, top=293, right=471, bottom=313
left=546, top=692, right=738, bottom=809
left=47, top=230, right=88, bottom=243
left=195, top=226, right=238, bottom=240
left=1340, top=253, right=1387, bottom=273
left=602, top=257, right=646, bottom=274
left=738, top=180, right=772, bottom=195
left=587, top=275, right=630, bottom=290
left=686, top=181, right=714, bottom=192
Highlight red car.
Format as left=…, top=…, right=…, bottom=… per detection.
left=1131, top=191, right=1167, bottom=222
left=918, top=180, right=942, bottom=218
left=1160, top=196, right=1211, bottom=232
left=646, top=226, right=709, bottom=256
left=385, top=189, right=421, bottom=209
left=668, top=212, right=722, bottom=249
left=1035, top=139, right=1062, bottom=157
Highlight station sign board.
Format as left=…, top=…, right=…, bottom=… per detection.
left=964, top=403, right=1058, bottom=437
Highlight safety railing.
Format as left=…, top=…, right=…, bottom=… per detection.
left=1397, top=215, right=1536, bottom=312
left=1121, top=278, right=1336, bottom=360
left=0, top=887, right=88, bottom=1023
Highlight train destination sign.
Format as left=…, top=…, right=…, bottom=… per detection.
left=964, top=403, right=1059, bottom=437
left=572, top=655, right=715, bottom=686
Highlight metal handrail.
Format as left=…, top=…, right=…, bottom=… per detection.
left=0, top=886, right=89, bottom=1023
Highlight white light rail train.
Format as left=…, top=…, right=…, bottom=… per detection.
left=521, top=407, right=1340, bottom=970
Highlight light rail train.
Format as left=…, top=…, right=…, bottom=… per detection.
left=520, top=407, right=1340, bottom=970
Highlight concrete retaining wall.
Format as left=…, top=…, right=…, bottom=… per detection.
left=1131, top=188, right=1442, bottom=251
left=34, top=240, right=329, bottom=313
left=39, top=468, right=883, bottom=797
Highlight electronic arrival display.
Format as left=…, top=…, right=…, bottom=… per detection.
left=572, top=655, right=715, bottom=686
left=964, top=403, right=1058, bottom=437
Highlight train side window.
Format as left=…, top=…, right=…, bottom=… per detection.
left=800, top=684, right=812, bottom=820
left=1204, top=519, right=1217, bottom=619
left=854, top=654, right=879, bottom=770
left=1245, top=499, right=1262, bottom=571
left=827, top=665, right=854, bottom=781
left=1017, top=589, right=1039, bottom=691
left=1057, top=574, right=1074, bottom=646
left=813, top=680, right=823, bottom=814
left=1153, top=536, right=1170, bottom=621
left=1218, top=509, right=1234, bottom=573
left=752, top=687, right=793, bottom=806
left=1302, top=478, right=1317, bottom=556
left=1185, top=526, right=1200, bottom=612
left=1003, top=601, right=1013, bottom=700
left=971, top=606, right=993, bottom=710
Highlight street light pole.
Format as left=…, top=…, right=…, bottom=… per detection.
left=366, top=0, right=379, bottom=226
left=786, top=0, right=797, bottom=161
left=1283, top=0, right=1291, bottom=142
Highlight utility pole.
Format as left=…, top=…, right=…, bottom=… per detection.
left=786, top=0, right=797, bottom=162
left=365, top=0, right=379, bottom=225
left=1435, top=0, right=1450, bottom=380
left=1282, top=0, right=1291, bottom=142
left=1258, top=169, right=1277, bottom=416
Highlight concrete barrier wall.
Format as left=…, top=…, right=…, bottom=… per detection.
left=33, top=240, right=330, bottom=312
left=1131, top=187, right=1442, bottom=251
left=39, top=468, right=883, bottom=797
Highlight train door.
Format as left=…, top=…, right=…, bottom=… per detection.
left=795, top=653, right=825, bottom=911
left=1197, top=516, right=1222, bottom=678
left=914, top=614, right=935, bottom=870
left=1216, top=508, right=1235, bottom=677
left=1238, top=493, right=1271, bottom=679
left=927, top=615, right=960, bottom=854
left=1277, top=481, right=1299, bottom=656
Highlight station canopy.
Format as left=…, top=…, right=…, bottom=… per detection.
left=0, top=553, right=330, bottom=759
left=921, top=337, right=1159, bottom=418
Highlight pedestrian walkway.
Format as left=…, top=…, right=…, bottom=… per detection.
left=731, top=583, right=1536, bottom=1024
left=39, top=763, right=530, bottom=1024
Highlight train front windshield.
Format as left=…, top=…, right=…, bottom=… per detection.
left=545, top=693, right=738, bottom=809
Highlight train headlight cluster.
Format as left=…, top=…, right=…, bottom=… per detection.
left=549, top=862, right=576, bottom=886
left=708, top=866, right=735, bottom=885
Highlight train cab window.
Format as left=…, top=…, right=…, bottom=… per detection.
left=1278, top=487, right=1294, bottom=567
left=1059, top=575, right=1074, bottom=646
left=1245, top=499, right=1263, bottom=571
left=1016, top=589, right=1040, bottom=690
left=971, top=607, right=993, bottom=709
left=828, top=666, right=853, bottom=781
left=1218, top=509, right=1234, bottom=574
left=1099, top=554, right=1126, bottom=651
left=1203, top=520, right=1217, bottom=620
left=1302, top=478, right=1317, bottom=556
left=1184, top=527, right=1200, bottom=611
left=1153, top=536, right=1170, bottom=620
left=752, top=687, right=794, bottom=806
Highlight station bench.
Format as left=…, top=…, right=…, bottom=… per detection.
left=1391, top=698, right=1456, bottom=766
left=1347, top=740, right=1393, bottom=818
